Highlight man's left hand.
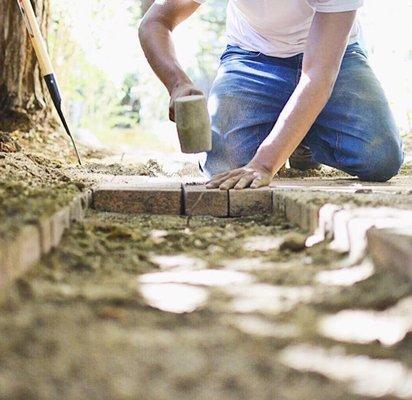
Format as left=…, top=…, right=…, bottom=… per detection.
left=206, top=161, right=273, bottom=190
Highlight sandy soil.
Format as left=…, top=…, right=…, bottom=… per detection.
left=0, top=212, right=411, bottom=400
left=1, top=130, right=412, bottom=399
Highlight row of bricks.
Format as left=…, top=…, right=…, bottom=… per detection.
left=273, top=190, right=412, bottom=282
left=0, top=191, right=92, bottom=290
left=92, top=185, right=274, bottom=217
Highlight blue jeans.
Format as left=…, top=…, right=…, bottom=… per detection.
left=203, top=43, right=403, bottom=182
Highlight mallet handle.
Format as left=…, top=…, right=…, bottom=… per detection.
left=16, top=0, right=53, bottom=76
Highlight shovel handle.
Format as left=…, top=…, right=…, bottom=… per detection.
left=16, top=0, right=54, bottom=76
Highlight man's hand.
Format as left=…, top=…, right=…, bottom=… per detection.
left=206, top=160, right=273, bottom=190
left=169, top=82, right=204, bottom=121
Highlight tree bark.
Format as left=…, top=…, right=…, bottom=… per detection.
left=0, top=0, right=52, bottom=131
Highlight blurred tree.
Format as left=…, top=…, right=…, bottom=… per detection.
left=192, top=0, right=226, bottom=92
left=0, top=0, right=53, bottom=131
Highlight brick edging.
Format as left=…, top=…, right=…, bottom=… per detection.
left=0, top=189, right=92, bottom=290
left=273, top=190, right=412, bottom=282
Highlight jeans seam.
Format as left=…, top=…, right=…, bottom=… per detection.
left=334, top=128, right=345, bottom=165
left=295, top=53, right=303, bottom=86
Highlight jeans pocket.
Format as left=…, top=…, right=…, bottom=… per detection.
left=220, top=45, right=261, bottom=62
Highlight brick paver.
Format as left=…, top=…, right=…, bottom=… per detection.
left=93, top=180, right=183, bottom=215
left=183, top=185, right=228, bottom=217
left=230, top=189, right=273, bottom=217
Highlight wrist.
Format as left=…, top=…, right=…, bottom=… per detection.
left=251, top=151, right=277, bottom=175
left=167, top=75, right=193, bottom=96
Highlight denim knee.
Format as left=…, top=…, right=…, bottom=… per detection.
left=357, top=138, right=404, bottom=182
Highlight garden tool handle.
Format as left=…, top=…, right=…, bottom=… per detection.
left=16, top=0, right=54, bottom=76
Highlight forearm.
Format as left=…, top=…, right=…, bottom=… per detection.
left=139, top=20, right=191, bottom=94
left=253, top=73, right=335, bottom=173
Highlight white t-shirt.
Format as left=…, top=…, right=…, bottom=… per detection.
left=193, top=0, right=363, bottom=57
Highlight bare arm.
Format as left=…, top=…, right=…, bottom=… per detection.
left=208, top=10, right=357, bottom=190
left=139, top=0, right=202, bottom=120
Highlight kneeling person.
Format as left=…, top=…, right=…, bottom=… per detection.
left=139, top=0, right=403, bottom=189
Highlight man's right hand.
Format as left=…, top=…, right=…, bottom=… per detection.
left=169, top=82, right=204, bottom=122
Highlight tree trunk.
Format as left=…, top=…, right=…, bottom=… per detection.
left=0, top=0, right=52, bottom=131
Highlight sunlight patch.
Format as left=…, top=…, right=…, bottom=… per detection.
left=139, top=283, right=208, bottom=314
left=228, top=315, right=300, bottom=338
left=149, top=254, right=207, bottom=271
left=315, top=261, right=374, bottom=286
left=319, top=297, right=412, bottom=346
left=279, top=344, right=412, bottom=399
left=243, top=236, right=283, bottom=252
left=221, top=257, right=281, bottom=271
left=139, top=269, right=254, bottom=287
left=225, top=284, right=314, bottom=315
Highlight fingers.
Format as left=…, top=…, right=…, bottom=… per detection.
left=206, top=168, right=271, bottom=191
left=209, top=169, right=236, bottom=181
left=234, top=174, right=255, bottom=190
left=206, top=169, right=242, bottom=188
left=219, top=176, right=243, bottom=190
left=207, top=174, right=240, bottom=189
left=250, top=175, right=270, bottom=189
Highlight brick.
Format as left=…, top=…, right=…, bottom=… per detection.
left=285, top=196, right=302, bottom=227
left=183, top=185, right=228, bottom=217
left=367, top=227, right=412, bottom=283
left=0, top=225, right=41, bottom=288
left=0, top=237, right=10, bottom=288
left=51, top=207, right=70, bottom=248
left=70, top=195, right=86, bottom=223
left=83, top=189, right=93, bottom=208
left=229, top=189, right=273, bottom=217
left=272, top=192, right=287, bottom=216
left=331, top=207, right=412, bottom=255
left=93, top=182, right=182, bottom=215
left=37, top=216, right=53, bottom=254
left=307, top=204, right=321, bottom=233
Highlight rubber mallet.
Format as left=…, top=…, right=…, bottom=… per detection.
left=174, top=95, right=212, bottom=154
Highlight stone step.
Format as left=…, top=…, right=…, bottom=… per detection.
left=367, top=227, right=412, bottom=282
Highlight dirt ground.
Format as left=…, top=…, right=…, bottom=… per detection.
left=1, top=130, right=412, bottom=399
left=0, top=211, right=411, bottom=400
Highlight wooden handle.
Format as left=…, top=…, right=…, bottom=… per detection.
left=17, top=0, right=54, bottom=76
